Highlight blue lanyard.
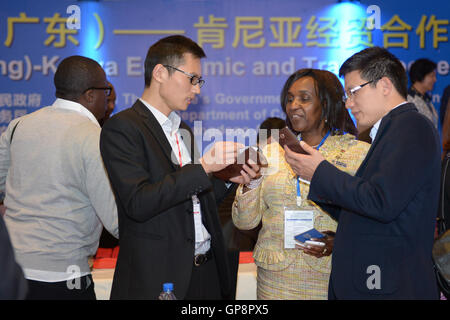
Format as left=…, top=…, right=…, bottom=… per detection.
left=296, top=131, right=330, bottom=206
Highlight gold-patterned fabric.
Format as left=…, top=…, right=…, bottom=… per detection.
left=232, top=134, right=370, bottom=300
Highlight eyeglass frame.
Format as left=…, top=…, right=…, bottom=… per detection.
left=83, top=86, right=112, bottom=97
left=343, top=79, right=377, bottom=103
left=163, top=65, right=205, bottom=88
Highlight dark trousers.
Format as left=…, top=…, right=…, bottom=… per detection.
left=26, top=275, right=96, bottom=300
left=185, top=256, right=222, bottom=300
left=328, top=276, right=337, bottom=300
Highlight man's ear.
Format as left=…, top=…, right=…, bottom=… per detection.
left=379, top=76, right=393, bottom=96
left=152, top=64, right=167, bottom=84
left=78, top=89, right=93, bottom=106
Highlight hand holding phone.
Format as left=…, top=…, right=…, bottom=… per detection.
left=213, top=146, right=268, bottom=181
left=278, top=127, right=307, bottom=154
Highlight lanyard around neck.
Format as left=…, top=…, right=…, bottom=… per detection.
left=299, top=130, right=331, bottom=150
left=174, top=132, right=183, bottom=167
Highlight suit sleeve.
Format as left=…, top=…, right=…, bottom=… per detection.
left=308, top=116, right=440, bottom=224
left=312, top=201, right=341, bottom=221
left=211, top=177, right=236, bottom=206
left=100, top=115, right=213, bottom=223
left=82, top=126, right=119, bottom=239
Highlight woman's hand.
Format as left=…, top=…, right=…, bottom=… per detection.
left=296, top=230, right=335, bottom=258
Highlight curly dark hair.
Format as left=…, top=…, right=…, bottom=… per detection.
left=280, top=68, right=357, bottom=136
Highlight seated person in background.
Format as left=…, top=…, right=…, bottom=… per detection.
left=232, top=68, right=370, bottom=300
left=407, top=58, right=438, bottom=128
left=0, top=55, right=118, bottom=300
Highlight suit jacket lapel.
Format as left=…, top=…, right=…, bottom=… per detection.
left=356, top=103, right=416, bottom=175
left=132, top=100, right=178, bottom=170
left=356, top=116, right=391, bottom=174
left=179, top=121, right=200, bottom=164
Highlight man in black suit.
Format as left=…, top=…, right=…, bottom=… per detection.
left=100, top=35, right=258, bottom=299
left=284, top=47, right=440, bottom=299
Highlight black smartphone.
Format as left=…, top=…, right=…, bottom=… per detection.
left=278, top=127, right=307, bottom=154
left=213, top=146, right=268, bottom=181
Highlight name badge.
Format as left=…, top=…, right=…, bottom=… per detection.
left=284, top=210, right=314, bottom=249
left=192, top=195, right=204, bottom=242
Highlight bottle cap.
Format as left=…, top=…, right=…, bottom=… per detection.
left=163, top=283, right=173, bottom=292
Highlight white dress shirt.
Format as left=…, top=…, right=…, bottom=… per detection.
left=139, top=99, right=211, bottom=255
left=370, top=101, right=408, bottom=143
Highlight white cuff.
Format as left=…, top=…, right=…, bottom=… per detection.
left=244, top=175, right=264, bottom=190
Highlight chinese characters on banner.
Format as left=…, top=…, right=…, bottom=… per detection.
left=4, top=12, right=448, bottom=50
left=0, top=8, right=448, bottom=134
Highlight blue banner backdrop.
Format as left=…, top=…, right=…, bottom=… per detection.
left=0, top=0, right=449, bottom=149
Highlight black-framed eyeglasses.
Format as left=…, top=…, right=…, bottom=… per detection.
left=343, top=80, right=375, bottom=103
left=163, top=65, right=205, bottom=88
left=84, top=86, right=112, bottom=96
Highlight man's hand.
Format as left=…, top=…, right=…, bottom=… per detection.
left=200, top=141, right=244, bottom=174
left=284, top=141, right=325, bottom=181
left=229, top=162, right=261, bottom=185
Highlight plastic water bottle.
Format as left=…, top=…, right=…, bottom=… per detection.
left=158, top=282, right=177, bottom=300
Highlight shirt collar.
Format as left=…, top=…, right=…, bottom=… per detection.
left=139, top=98, right=181, bottom=135
left=369, top=101, right=408, bottom=142
left=52, top=98, right=99, bottom=127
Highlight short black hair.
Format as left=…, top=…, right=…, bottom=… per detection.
left=409, top=58, right=437, bottom=84
left=257, top=117, right=286, bottom=143
left=339, top=46, right=408, bottom=99
left=144, top=35, right=206, bottom=87
left=54, top=55, right=104, bottom=100
left=281, top=68, right=357, bottom=136
left=259, top=117, right=286, bottom=134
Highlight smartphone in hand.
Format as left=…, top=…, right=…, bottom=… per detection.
left=213, top=146, right=268, bottom=181
left=278, top=127, right=307, bottom=154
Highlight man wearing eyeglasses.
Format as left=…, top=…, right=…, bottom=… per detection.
left=100, top=35, right=258, bottom=300
left=0, top=55, right=119, bottom=299
left=283, top=47, right=440, bottom=299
